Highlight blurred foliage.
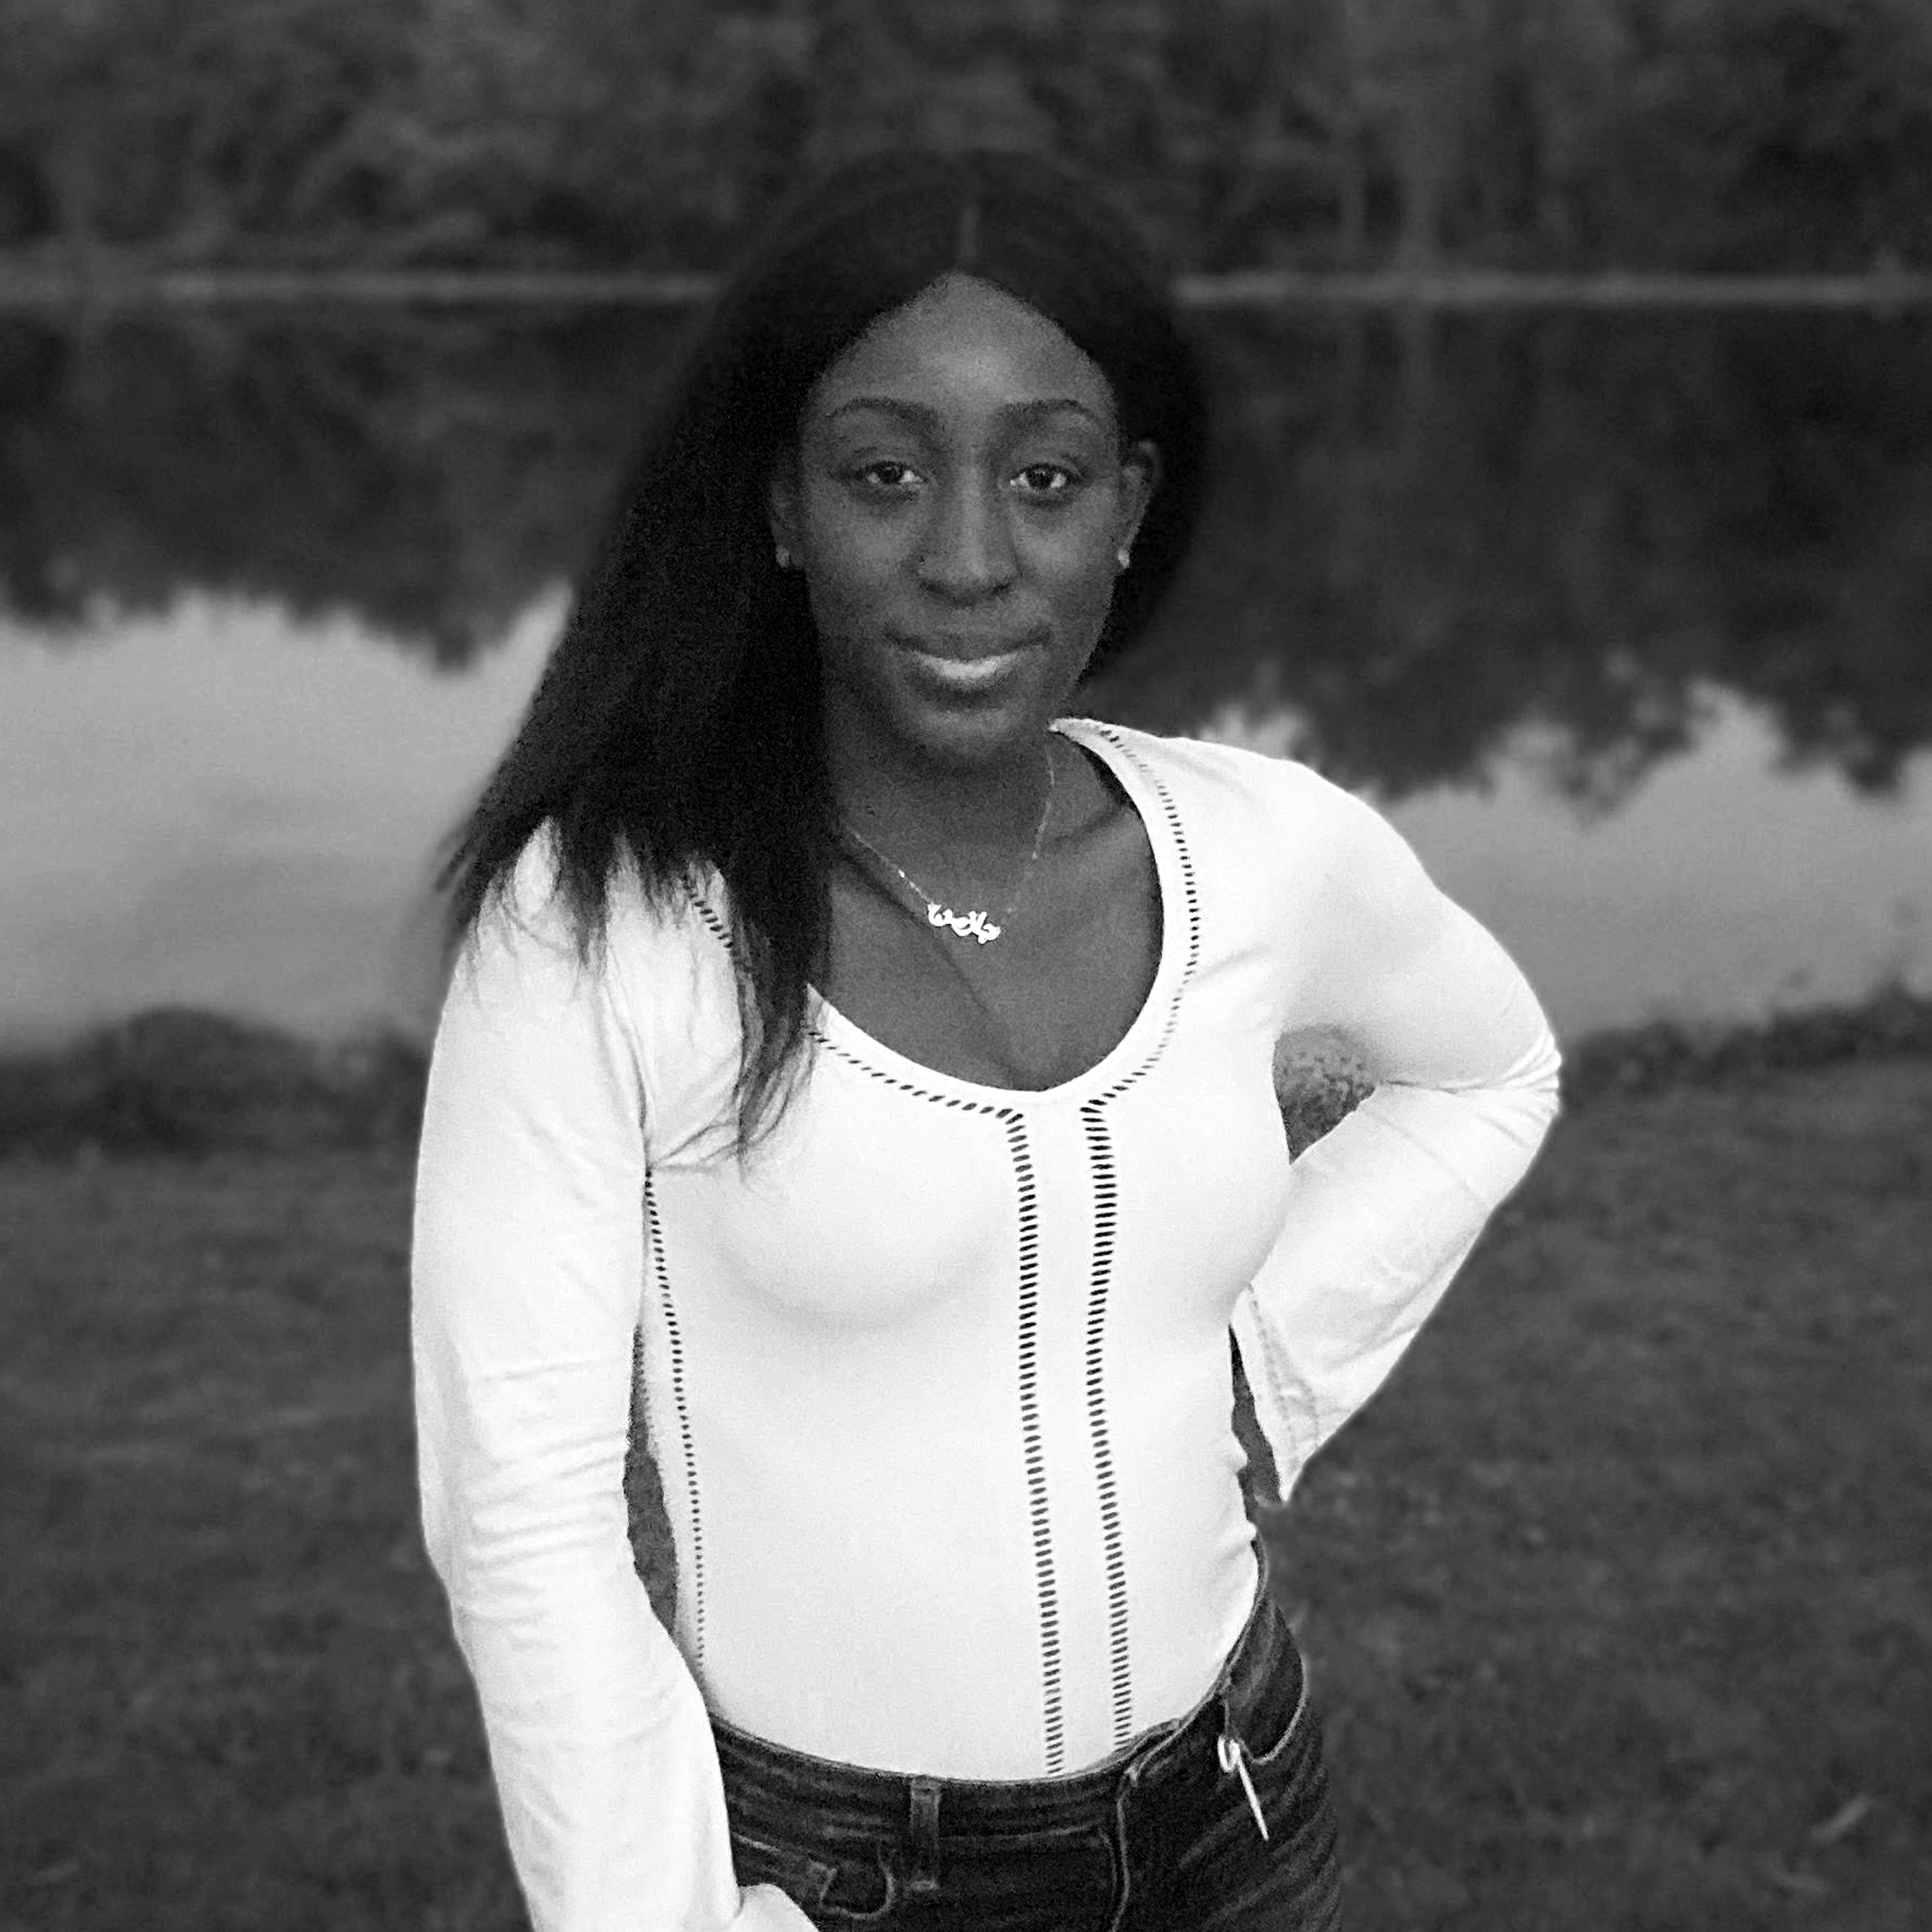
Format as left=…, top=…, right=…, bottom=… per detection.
left=3, top=0, right=1932, bottom=272
left=9, top=304, right=1930, bottom=804
left=0, top=1006, right=429, bottom=1156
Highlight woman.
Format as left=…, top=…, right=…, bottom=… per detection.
left=413, top=148, right=1561, bottom=1931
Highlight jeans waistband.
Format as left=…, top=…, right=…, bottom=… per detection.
left=709, top=1557, right=1298, bottom=1841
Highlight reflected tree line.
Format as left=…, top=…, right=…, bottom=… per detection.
left=4, top=306, right=1929, bottom=804
left=3, top=0, right=1932, bottom=277
left=6, top=0, right=1931, bottom=812
left=1101, top=308, right=1932, bottom=801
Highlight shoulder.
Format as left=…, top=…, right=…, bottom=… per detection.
left=456, top=825, right=735, bottom=1048
left=475, top=823, right=723, bottom=970
left=454, top=825, right=744, bottom=1160
left=1057, top=717, right=1399, bottom=877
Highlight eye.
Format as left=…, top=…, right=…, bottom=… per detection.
left=850, top=459, right=924, bottom=494
left=1012, top=462, right=1082, bottom=497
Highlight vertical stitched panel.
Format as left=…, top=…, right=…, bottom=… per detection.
left=1004, top=1110, right=1065, bottom=1774
left=646, top=1176, right=706, bottom=1667
left=1079, top=1102, right=1134, bottom=1749
left=1087, top=723, right=1204, bottom=1004
left=1072, top=725, right=1206, bottom=1751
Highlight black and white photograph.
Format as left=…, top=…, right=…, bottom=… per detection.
left=3, top=4, right=1928, bottom=1929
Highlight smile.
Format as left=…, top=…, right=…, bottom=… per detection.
left=901, top=644, right=1034, bottom=693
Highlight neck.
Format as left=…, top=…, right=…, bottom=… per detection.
left=827, top=714, right=1061, bottom=868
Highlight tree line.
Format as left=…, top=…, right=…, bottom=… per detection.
left=4, top=0, right=1932, bottom=276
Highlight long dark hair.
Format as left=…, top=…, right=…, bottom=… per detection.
left=440, top=148, right=1211, bottom=1151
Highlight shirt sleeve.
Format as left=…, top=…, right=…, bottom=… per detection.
left=410, top=839, right=815, bottom=1932
left=1230, top=772, right=1562, bottom=1501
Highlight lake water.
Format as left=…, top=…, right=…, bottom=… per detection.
left=4, top=308, right=1930, bottom=1048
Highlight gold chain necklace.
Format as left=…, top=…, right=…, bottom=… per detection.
left=841, top=747, right=1057, bottom=946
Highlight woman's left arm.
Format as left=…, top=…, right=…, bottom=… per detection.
left=1231, top=775, right=1562, bottom=1501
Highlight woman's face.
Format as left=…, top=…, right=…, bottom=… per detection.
left=772, top=272, right=1158, bottom=773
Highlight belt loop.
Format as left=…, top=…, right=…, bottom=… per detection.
left=907, top=1777, right=942, bottom=1895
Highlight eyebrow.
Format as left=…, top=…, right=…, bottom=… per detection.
left=818, top=396, right=1110, bottom=433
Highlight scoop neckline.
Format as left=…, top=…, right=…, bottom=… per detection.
left=807, top=718, right=1183, bottom=1109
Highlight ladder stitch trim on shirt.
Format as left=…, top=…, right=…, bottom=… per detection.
left=1078, top=1102, right=1133, bottom=1749
left=1070, top=724, right=1206, bottom=1749
left=645, top=1174, right=706, bottom=1668
left=1082, top=723, right=1206, bottom=1020
left=1000, top=1109, right=1065, bottom=1773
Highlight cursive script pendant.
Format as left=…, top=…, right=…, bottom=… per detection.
left=926, top=901, right=1002, bottom=944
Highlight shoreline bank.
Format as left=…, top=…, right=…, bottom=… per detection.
left=3, top=987, right=1929, bottom=1160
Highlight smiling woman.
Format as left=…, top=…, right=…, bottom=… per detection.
left=435, top=149, right=1210, bottom=1146
left=774, top=278, right=1156, bottom=753
left=773, top=273, right=1171, bottom=1090
left=412, top=150, right=1561, bottom=1932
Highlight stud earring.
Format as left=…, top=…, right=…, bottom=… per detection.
left=774, top=544, right=793, bottom=570
left=1116, top=546, right=1132, bottom=571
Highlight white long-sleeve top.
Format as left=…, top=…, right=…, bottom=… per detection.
left=412, top=717, right=1561, bottom=1932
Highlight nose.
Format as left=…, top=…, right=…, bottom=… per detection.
left=916, top=480, right=1017, bottom=601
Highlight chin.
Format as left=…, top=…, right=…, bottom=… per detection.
left=898, top=666, right=1078, bottom=762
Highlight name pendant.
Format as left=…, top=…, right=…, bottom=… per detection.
left=926, top=901, right=1001, bottom=944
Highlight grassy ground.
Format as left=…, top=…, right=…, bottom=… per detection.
left=3, top=1054, right=1928, bottom=1931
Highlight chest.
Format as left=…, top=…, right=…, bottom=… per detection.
left=663, top=1006, right=1293, bottom=1341
left=818, top=801, right=1163, bottom=1092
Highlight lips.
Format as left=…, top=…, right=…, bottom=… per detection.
left=896, top=627, right=1046, bottom=663
left=897, top=634, right=1041, bottom=700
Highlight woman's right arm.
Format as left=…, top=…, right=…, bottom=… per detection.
left=411, top=843, right=813, bottom=1932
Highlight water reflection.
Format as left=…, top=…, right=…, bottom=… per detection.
left=0, top=595, right=561, bottom=1046
left=5, top=307, right=1932, bottom=1043
left=1095, top=308, right=1932, bottom=801
left=8, top=309, right=1932, bottom=793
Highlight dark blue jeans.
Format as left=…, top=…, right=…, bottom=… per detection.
left=712, top=1567, right=1343, bottom=1931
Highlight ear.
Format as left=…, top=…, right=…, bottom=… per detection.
left=1116, top=438, right=1162, bottom=556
